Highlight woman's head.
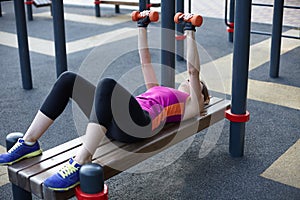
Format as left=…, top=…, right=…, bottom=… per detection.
left=178, top=80, right=210, bottom=105
left=201, top=80, right=210, bottom=105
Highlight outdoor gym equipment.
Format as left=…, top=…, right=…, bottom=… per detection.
left=8, top=0, right=253, bottom=199
left=174, top=12, right=203, bottom=27
left=131, top=10, right=159, bottom=22
left=225, top=0, right=300, bottom=78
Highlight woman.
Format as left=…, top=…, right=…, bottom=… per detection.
left=0, top=12, right=209, bottom=191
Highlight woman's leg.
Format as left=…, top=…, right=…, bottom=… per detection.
left=94, top=78, right=152, bottom=139
left=77, top=78, right=152, bottom=160
left=23, top=71, right=96, bottom=143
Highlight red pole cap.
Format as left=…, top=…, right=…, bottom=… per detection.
left=24, top=1, right=33, bottom=5
left=94, top=0, right=101, bottom=5
left=225, top=109, right=250, bottom=123
left=75, top=184, right=108, bottom=200
left=227, top=22, right=234, bottom=33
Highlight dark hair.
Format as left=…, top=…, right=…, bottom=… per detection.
left=200, top=81, right=210, bottom=105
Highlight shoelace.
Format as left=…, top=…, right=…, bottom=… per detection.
left=8, top=140, right=22, bottom=153
left=58, top=162, right=79, bottom=179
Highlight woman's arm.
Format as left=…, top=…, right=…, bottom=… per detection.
left=182, top=30, right=204, bottom=120
left=138, top=27, right=159, bottom=89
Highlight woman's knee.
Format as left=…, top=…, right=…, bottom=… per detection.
left=95, top=78, right=117, bottom=96
left=97, top=78, right=116, bottom=89
left=55, top=71, right=77, bottom=90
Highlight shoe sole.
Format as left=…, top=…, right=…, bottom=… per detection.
left=44, top=181, right=80, bottom=191
left=0, top=149, right=42, bottom=166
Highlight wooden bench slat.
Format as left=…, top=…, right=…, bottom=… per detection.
left=33, top=0, right=51, bottom=8
left=30, top=0, right=161, bottom=8
left=101, top=1, right=139, bottom=6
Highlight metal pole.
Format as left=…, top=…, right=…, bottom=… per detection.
left=228, top=0, right=235, bottom=42
left=6, top=132, right=32, bottom=200
left=115, top=5, right=120, bottom=13
left=95, top=0, right=100, bottom=17
left=161, top=0, right=175, bottom=88
left=176, top=0, right=184, bottom=61
left=229, top=0, right=252, bottom=157
left=26, top=0, right=33, bottom=21
left=0, top=3, right=2, bottom=17
left=13, top=0, right=33, bottom=89
left=139, top=0, right=147, bottom=11
left=52, top=0, right=68, bottom=77
left=270, top=0, right=284, bottom=78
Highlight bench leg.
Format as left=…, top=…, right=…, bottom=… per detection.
left=6, top=133, right=33, bottom=200
left=95, top=0, right=100, bottom=17
left=12, top=185, right=32, bottom=200
left=26, top=0, right=33, bottom=21
left=50, top=5, right=53, bottom=16
left=115, top=5, right=120, bottom=13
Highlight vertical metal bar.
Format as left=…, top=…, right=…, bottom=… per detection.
left=6, top=132, right=32, bottom=200
left=228, top=0, right=235, bottom=42
left=115, top=5, right=120, bottom=13
left=52, top=0, right=68, bottom=77
left=26, top=0, right=33, bottom=21
left=270, top=0, right=284, bottom=78
left=139, top=0, right=147, bottom=11
left=95, top=0, right=100, bottom=17
left=13, top=0, right=33, bottom=89
left=188, top=0, right=191, bottom=13
left=50, top=4, right=53, bottom=16
left=161, top=0, right=175, bottom=88
left=230, top=0, right=252, bottom=157
left=176, top=0, right=184, bottom=61
left=0, top=3, right=2, bottom=17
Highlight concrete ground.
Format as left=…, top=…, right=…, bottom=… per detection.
left=0, top=0, right=299, bottom=199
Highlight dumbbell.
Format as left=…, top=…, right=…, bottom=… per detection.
left=174, top=12, right=203, bottom=27
left=131, top=10, right=159, bottom=22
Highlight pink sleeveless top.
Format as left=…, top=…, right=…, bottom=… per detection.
left=135, top=86, right=189, bottom=130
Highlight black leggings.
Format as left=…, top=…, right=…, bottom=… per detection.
left=40, top=71, right=152, bottom=143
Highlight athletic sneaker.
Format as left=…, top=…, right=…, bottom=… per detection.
left=44, top=158, right=81, bottom=191
left=0, top=138, right=42, bottom=166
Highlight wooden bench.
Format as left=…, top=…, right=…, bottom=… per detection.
left=94, top=0, right=161, bottom=17
left=24, top=0, right=52, bottom=20
left=8, top=97, right=230, bottom=199
left=32, top=0, right=51, bottom=8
